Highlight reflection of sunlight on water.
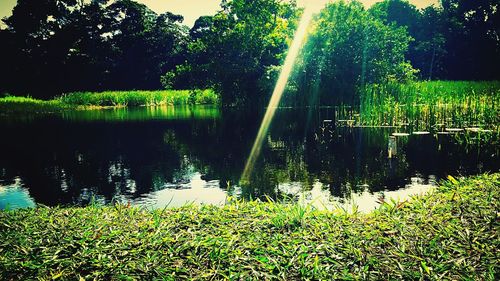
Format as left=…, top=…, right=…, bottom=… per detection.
left=135, top=173, right=227, bottom=209
left=333, top=182, right=434, bottom=213
left=0, top=177, right=35, bottom=210
left=278, top=176, right=436, bottom=213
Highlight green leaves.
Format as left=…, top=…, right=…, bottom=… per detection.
left=1, top=0, right=189, bottom=96
left=292, top=0, right=415, bottom=105
left=359, top=80, right=500, bottom=130
left=167, top=0, right=300, bottom=106
left=1, top=173, right=499, bottom=280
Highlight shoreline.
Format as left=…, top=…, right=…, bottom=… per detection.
left=0, top=90, right=219, bottom=114
left=1, top=173, right=498, bottom=279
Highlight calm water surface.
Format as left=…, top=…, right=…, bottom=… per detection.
left=0, top=106, right=498, bottom=211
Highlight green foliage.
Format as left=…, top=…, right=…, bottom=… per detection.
left=289, top=0, right=416, bottom=105
left=0, top=96, right=69, bottom=113
left=59, top=90, right=208, bottom=107
left=369, top=0, right=441, bottom=80
left=1, top=0, right=499, bottom=105
left=369, top=0, right=500, bottom=80
left=439, top=0, right=500, bottom=79
left=0, top=90, right=219, bottom=113
left=62, top=90, right=219, bottom=106
left=359, top=81, right=500, bottom=129
left=164, top=0, right=300, bottom=106
left=0, top=173, right=499, bottom=279
left=0, top=0, right=188, bottom=97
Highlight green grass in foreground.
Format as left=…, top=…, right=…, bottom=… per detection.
left=1, top=174, right=499, bottom=280
left=0, top=90, right=219, bottom=113
left=360, top=81, right=500, bottom=129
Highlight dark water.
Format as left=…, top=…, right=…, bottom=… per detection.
left=0, top=106, right=498, bottom=211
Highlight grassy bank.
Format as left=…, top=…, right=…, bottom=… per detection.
left=0, top=90, right=219, bottom=113
left=359, top=81, right=500, bottom=130
left=1, top=174, right=498, bottom=280
left=0, top=96, right=68, bottom=113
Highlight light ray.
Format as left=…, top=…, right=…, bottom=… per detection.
left=241, top=3, right=326, bottom=184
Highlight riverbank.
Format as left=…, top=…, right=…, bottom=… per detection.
left=0, top=90, right=219, bottom=114
left=0, top=173, right=498, bottom=280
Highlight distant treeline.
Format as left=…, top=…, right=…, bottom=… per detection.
left=0, top=0, right=498, bottom=105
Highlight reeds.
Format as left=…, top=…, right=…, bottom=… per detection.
left=0, top=96, right=69, bottom=113
left=0, top=90, right=219, bottom=113
left=59, top=89, right=219, bottom=107
left=359, top=81, right=500, bottom=130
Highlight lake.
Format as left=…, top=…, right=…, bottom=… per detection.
left=0, top=106, right=498, bottom=211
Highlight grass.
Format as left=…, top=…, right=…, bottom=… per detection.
left=0, top=90, right=219, bottom=113
left=0, top=96, right=69, bottom=113
left=0, top=173, right=498, bottom=280
left=59, top=90, right=219, bottom=107
left=359, top=81, right=500, bottom=130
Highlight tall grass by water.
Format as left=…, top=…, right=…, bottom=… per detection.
left=359, top=81, right=500, bottom=130
left=0, top=90, right=219, bottom=113
left=59, top=89, right=219, bottom=107
left=0, top=173, right=498, bottom=280
left=0, top=96, right=68, bottom=113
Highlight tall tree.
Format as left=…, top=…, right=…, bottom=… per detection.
left=417, top=6, right=446, bottom=80
left=0, top=0, right=188, bottom=97
left=293, top=0, right=414, bottom=105
left=164, top=0, right=300, bottom=106
left=440, top=0, right=500, bottom=79
left=105, top=0, right=187, bottom=90
left=1, top=0, right=78, bottom=96
left=369, top=0, right=446, bottom=80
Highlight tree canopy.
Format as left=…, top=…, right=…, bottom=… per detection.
left=0, top=0, right=187, bottom=97
left=163, top=0, right=300, bottom=106
left=288, top=0, right=415, bottom=105
left=0, top=0, right=498, bottom=104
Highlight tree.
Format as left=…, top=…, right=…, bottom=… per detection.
left=416, top=6, right=446, bottom=80
left=163, top=0, right=300, bottom=106
left=0, top=0, right=188, bottom=97
left=369, top=0, right=500, bottom=80
left=369, top=0, right=446, bottom=80
left=440, top=0, right=500, bottom=79
left=292, top=0, right=414, bottom=105
left=1, top=0, right=79, bottom=97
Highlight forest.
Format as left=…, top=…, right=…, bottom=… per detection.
left=1, top=0, right=498, bottom=105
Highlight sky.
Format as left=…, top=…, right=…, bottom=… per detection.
left=0, top=0, right=439, bottom=28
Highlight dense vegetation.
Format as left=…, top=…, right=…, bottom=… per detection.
left=0, top=0, right=188, bottom=98
left=359, top=81, right=500, bottom=129
left=0, top=90, right=218, bottom=113
left=0, top=173, right=498, bottom=279
left=59, top=90, right=218, bottom=107
left=1, top=0, right=499, bottom=106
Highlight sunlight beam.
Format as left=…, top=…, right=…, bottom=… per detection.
left=241, top=3, right=324, bottom=184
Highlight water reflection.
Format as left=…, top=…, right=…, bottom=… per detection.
left=137, top=173, right=226, bottom=209
left=0, top=178, right=35, bottom=209
left=277, top=178, right=435, bottom=213
left=0, top=106, right=497, bottom=210
left=62, top=106, right=220, bottom=122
